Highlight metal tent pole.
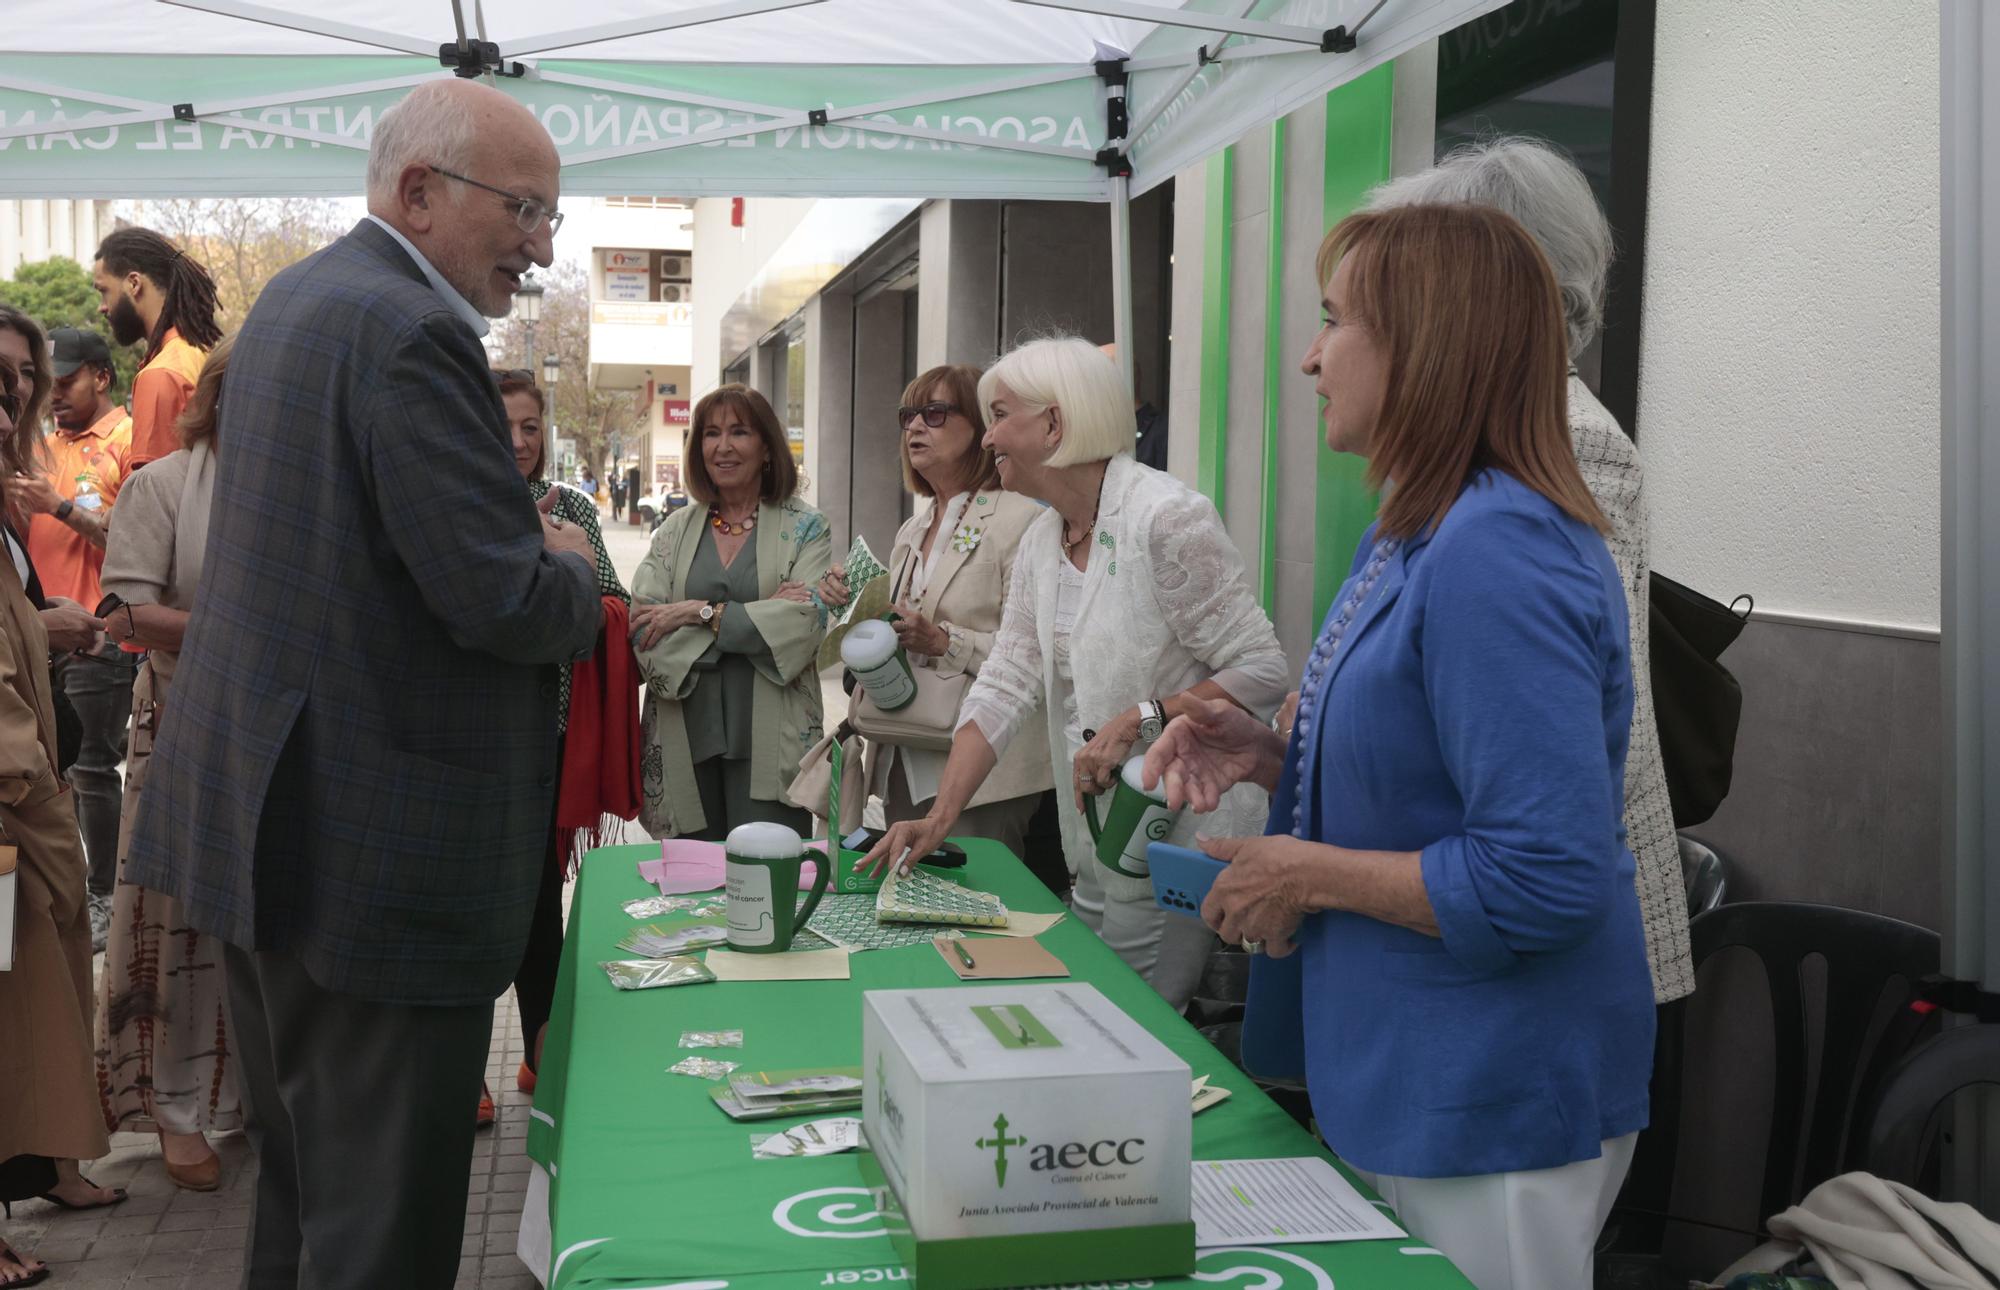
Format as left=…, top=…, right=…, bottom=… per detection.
left=1109, top=173, right=1134, bottom=392
left=1942, top=0, right=2000, bottom=1211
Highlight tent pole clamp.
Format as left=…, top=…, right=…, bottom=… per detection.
left=1095, top=56, right=1129, bottom=172
left=439, top=40, right=526, bottom=78
left=1320, top=26, right=1357, bottom=53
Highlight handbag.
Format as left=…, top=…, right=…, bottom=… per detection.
left=844, top=551, right=971, bottom=753
left=1649, top=571, right=1753, bottom=828
left=848, top=668, right=971, bottom=753
left=786, top=723, right=866, bottom=833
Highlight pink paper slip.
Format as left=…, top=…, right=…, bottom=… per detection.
left=637, top=839, right=821, bottom=895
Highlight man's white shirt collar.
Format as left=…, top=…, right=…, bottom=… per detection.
left=366, top=214, right=490, bottom=338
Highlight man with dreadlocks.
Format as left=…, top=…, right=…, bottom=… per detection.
left=91, top=228, right=222, bottom=470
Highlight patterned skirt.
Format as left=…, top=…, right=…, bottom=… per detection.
left=94, top=659, right=243, bottom=1135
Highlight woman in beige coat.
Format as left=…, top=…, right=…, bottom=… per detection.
left=0, top=353, right=122, bottom=1287
left=818, top=365, right=1053, bottom=868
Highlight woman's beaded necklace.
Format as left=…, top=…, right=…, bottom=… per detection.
left=709, top=504, right=756, bottom=536
left=1291, top=536, right=1401, bottom=836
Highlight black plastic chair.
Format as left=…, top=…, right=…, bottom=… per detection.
left=1679, top=836, right=1729, bottom=917
left=1854, top=1021, right=2000, bottom=1190
left=1603, top=902, right=1939, bottom=1285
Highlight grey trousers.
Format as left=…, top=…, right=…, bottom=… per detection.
left=223, top=944, right=491, bottom=1290
left=687, top=755, right=811, bottom=842
left=62, top=652, right=137, bottom=896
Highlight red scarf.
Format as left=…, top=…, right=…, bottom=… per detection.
left=556, top=596, right=641, bottom=875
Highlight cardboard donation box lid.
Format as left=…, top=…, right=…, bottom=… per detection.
left=860, top=983, right=1194, bottom=1289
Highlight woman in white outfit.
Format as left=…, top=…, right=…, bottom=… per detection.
left=861, top=337, right=1288, bottom=1007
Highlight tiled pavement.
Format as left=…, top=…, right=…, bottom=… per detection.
left=9, top=510, right=862, bottom=1288
left=8, top=987, right=547, bottom=1288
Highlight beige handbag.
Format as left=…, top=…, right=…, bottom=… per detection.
left=787, top=727, right=866, bottom=832
left=847, top=667, right=971, bottom=753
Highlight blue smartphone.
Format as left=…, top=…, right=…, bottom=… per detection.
left=1147, top=842, right=1226, bottom=919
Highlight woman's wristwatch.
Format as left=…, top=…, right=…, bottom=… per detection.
left=700, top=601, right=725, bottom=633
left=1137, top=698, right=1167, bottom=742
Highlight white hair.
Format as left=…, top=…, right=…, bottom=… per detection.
left=1365, top=137, right=1612, bottom=355
left=978, top=335, right=1135, bottom=468
left=366, top=80, right=483, bottom=206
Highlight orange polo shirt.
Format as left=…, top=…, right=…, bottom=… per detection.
left=26, top=404, right=133, bottom=608
left=128, top=327, right=206, bottom=469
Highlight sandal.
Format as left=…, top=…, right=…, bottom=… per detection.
left=476, top=1083, right=496, bottom=1129
left=0, top=1238, right=49, bottom=1288
left=36, top=1174, right=127, bottom=1211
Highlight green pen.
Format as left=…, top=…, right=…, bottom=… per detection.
left=949, top=939, right=976, bottom=970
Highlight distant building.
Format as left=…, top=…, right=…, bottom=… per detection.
left=0, top=199, right=118, bottom=279
left=586, top=196, right=694, bottom=502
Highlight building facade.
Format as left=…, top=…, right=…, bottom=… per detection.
left=0, top=198, right=117, bottom=279
left=586, top=197, right=695, bottom=501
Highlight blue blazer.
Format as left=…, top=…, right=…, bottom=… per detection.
left=1253, top=469, right=1654, bottom=1179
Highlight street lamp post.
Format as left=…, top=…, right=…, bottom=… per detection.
left=513, top=274, right=545, bottom=369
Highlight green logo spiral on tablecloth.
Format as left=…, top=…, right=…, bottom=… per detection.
left=772, top=1186, right=891, bottom=1239
left=1190, top=1246, right=1336, bottom=1290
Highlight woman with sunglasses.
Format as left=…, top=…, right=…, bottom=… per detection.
left=816, top=366, right=1053, bottom=875
left=860, top=338, right=1289, bottom=1008
left=491, top=369, right=631, bottom=1113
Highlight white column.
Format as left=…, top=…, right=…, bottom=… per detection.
left=20, top=201, right=48, bottom=265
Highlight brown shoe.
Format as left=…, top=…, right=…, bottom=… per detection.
left=163, top=1151, right=221, bottom=1192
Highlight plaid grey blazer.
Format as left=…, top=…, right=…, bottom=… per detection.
left=125, top=220, right=600, bottom=1006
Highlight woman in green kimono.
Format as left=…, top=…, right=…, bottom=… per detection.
left=631, top=385, right=831, bottom=840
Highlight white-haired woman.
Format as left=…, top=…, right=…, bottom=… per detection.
left=1363, top=137, right=1694, bottom=1004
left=861, top=337, right=1288, bottom=1007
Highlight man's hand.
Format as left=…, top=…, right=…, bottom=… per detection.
left=40, top=605, right=106, bottom=653
left=13, top=471, right=64, bottom=517
left=538, top=491, right=594, bottom=561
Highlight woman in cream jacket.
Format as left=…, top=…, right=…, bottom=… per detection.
left=818, top=365, right=1053, bottom=872
left=861, top=338, right=1289, bottom=1007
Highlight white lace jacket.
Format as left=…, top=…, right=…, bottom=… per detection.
left=960, top=453, right=1291, bottom=894
left=1571, top=378, right=1694, bottom=1003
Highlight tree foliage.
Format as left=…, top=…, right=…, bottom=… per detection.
left=140, top=198, right=350, bottom=335
left=487, top=259, right=643, bottom=484
left=0, top=257, right=140, bottom=399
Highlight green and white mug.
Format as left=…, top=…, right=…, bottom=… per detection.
left=1084, top=756, right=1182, bottom=878
left=725, top=823, right=830, bottom=953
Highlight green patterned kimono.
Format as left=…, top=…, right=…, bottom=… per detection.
left=631, top=497, right=832, bottom=837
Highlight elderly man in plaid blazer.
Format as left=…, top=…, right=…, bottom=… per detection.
left=125, top=78, right=600, bottom=1288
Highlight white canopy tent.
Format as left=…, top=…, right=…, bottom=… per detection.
left=2, top=0, right=1503, bottom=368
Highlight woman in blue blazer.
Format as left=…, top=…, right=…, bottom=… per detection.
left=1145, top=204, right=1655, bottom=1289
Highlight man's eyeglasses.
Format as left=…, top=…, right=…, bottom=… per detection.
left=430, top=166, right=564, bottom=236
left=493, top=369, right=536, bottom=384
left=898, top=402, right=960, bottom=430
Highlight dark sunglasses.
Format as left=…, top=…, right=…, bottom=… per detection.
left=898, top=401, right=960, bottom=430
left=494, top=369, right=536, bottom=384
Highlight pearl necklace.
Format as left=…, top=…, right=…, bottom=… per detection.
left=1291, top=536, right=1400, bottom=836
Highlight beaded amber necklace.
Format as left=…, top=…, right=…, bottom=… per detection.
left=709, top=504, right=757, bottom=536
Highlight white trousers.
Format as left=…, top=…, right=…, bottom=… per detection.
left=1353, top=1132, right=1638, bottom=1290
left=1069, top=853, right=1215, bottom=1010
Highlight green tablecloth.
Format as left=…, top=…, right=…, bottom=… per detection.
left=526, top=842, right=1473, bottom=1290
